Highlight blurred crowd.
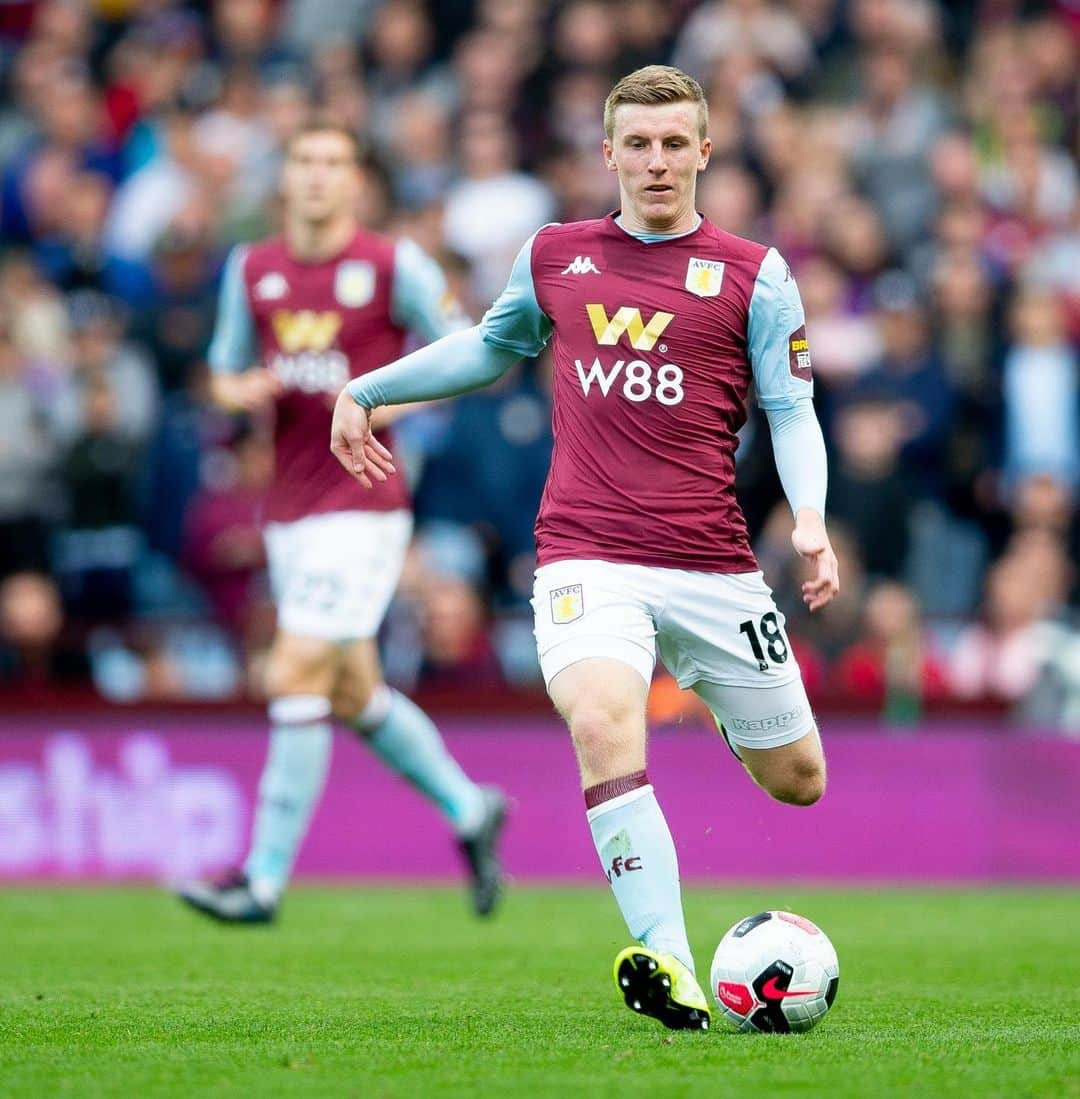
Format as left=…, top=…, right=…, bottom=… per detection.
left=0, top=0, right=1077, bottom=730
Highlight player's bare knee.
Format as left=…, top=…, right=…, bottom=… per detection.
left=569, top=708, right=640, bottom=777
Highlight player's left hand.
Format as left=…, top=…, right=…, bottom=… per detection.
left=330, top=387, right=396, bottom=489
left=791, top=509, right=839, bottom=612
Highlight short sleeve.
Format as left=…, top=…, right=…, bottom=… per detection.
left=747, top=247, right=813, bottom=410
left=391, top=237, right=470, bottom=342
left=479, top=230, right=554, bottom=358
left=207, top=246, right=256, bottom=374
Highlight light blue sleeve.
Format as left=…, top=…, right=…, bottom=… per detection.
left=346, top=326, right=520, bottom=409
left=391, top=237, right=470, bottom=342
left=479, top=229, right=554, bottom=357
left=747, top=247, right=813, bottom=410
left=764, top=400, right=828, bottom=518
left=207, top=245, right=256, bottom=374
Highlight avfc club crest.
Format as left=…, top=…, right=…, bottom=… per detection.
left=550, top=584, right=584, bottom=624
left=685, top=257, right=725, bottom=298
left=334, top=260, right=375, bottom=308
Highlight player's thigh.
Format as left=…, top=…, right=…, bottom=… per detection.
left=548, top=656, right=651, bottom=784
left=331, top=637, right=383, bottom=718
left=264, top=509, right=412, bottom=644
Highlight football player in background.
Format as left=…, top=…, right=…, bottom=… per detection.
left=178, top=118, right=506, bottom=924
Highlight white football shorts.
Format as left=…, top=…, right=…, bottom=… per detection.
left=531, top=558, right=814, bottom=750
left=264, top=509, right=412, bottom=642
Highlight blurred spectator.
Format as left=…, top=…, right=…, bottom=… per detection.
left=833, top=581, right=950, bottom=723
left=418, top=573, right=505, bottom=692
left=0, top=571, right=80, bottom=685
left=415, top=361, right=552, bottom=604
left=31, top=170, right=154, bottom=303
left=104, top=108, right=207, bottom=262
left=130, top=222, right=221, bottom=393
left=827, top=396, right=913, bottom=580
left=0, top=308, right=55, bottom=580
left=848, top=43, right=949, bottom=254
left=50, top=290, right=158, bottom=446
left=849, top=271, right=954, bottom=496
left=1001, top=286, right=1078, bottom=493
left=672, top=0, right=815, bottom=88
left=54, top=376, right=143, bottom=622
left=949, top=540, right=1070, bottom=706
left=798, top=254, right=881, bottom=384
left=442, top=111, right=555, bottom=303
left=182, top=427, right=273, bottom=672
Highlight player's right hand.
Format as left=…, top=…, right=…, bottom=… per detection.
left=330, top=387, right=396, bottom=489
left=212, top=367, right=283, bottom=413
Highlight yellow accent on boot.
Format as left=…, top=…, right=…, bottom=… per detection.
left=613, top=946, right=711, bottom=1031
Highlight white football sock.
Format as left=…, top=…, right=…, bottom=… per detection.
left=586, top=772, right=695, bottom=974
left=352, top=685, right=487, bottom=836
left=244, top=695, right=333, bottom=906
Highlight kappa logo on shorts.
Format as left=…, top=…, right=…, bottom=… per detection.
left=550, top=584, right=584, bottom=624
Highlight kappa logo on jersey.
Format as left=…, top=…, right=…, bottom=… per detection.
left=334, top=260, right=375, bottom=308
left=271, top=310, right=343, bottom=353
left=550, top=583, right=584, bottom=624
left=685, top=257, right=725, bottom=298
left=585, top=304, right=674, bottom=351
left=562, top=255, right=602, bottom=275
left=788, top=324, right=812, bottom=381
left=254, top=272, right=288, bottom=301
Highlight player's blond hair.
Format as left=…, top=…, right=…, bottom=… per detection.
left=603, top=65, right=709, bottom=141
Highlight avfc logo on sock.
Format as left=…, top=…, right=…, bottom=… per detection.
left=607, top=855, right=643, bottom=881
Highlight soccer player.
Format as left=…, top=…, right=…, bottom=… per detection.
left=178, top=118, right=507, bottom=924
left=330, top=67, right=838, bottom=1029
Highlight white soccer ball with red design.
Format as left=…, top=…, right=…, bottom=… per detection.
left=709, top=910, right=839, bottom=1033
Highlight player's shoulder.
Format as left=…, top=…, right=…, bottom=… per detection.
left=342, top=226, right=398, bottom=268
left=697, top=219, right=771, bottom=268
left=241, top=235, right=286, bottom=269
left=531, top=217, right=612, bottom=252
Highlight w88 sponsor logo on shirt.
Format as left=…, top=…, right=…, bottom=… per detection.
left=573, top=357, right=685, bottom=405
left=575, top=302, right=684, bottom=406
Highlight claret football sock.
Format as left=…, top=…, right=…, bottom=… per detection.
left=244, top=695, right=334, bottom=906
left=352, top=686, right=487, bottom=836
left=586, top=772, right=695, bottom=974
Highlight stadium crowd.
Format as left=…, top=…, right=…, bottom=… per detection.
left=0, top=0, right=1077, bottom=729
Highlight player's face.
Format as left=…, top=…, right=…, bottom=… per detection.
left=604, top=102, right=711, bottom=232
left=281, top=131, right=361, bottom=225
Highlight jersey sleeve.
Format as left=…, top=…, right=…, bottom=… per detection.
left=391, top=237, right=470, bottom=343
left=479, top=229, right=554, bottom=357
left=747, top=247, right=813, bottom=410
left=207, top=245, right=256, bottom=374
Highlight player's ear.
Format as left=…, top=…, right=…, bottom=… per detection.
left=698, top=137, right=712, bottom=173
left=603, top=139, right=617, bottom=172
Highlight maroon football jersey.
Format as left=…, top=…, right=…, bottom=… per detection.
left=530, top=215, right=766, bottom=573
left=241, top=231, right=409, bottom=523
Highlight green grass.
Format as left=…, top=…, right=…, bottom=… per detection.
left=2, top=887, right=1078, bottom=1098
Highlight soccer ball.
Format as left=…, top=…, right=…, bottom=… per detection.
left=709, top=910, right=839, bottom=1034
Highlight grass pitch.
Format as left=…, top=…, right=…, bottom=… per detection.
left=2, top=886, right=1078, bottom=1098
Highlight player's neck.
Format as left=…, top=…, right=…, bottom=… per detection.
left=284, top=216, right=358, bottom=263
left=618, top=201, right=701, bottom=238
